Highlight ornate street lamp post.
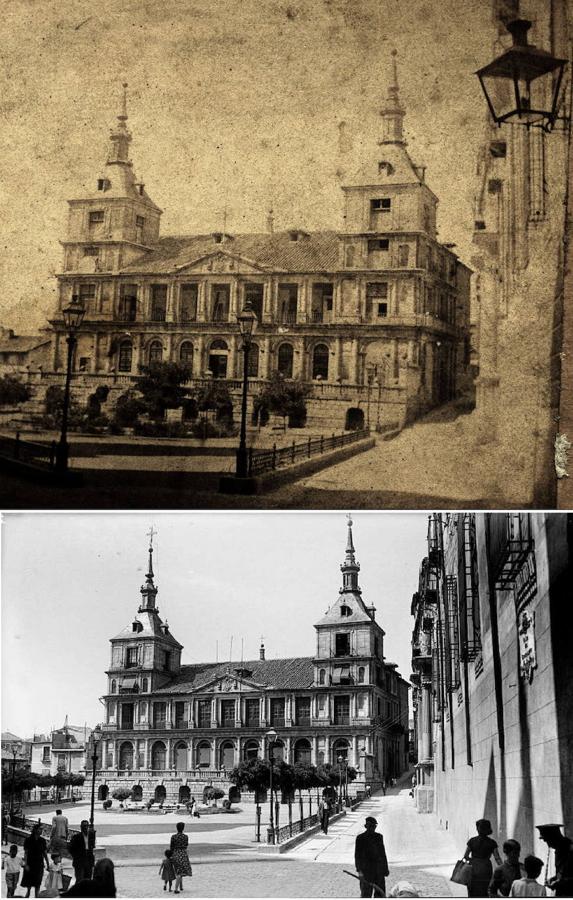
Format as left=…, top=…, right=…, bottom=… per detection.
left=266, top=728, right=277, bottom=844
left=476, top=19, right=567, bottom=132
left=236, top=302, right=258, bottom=478
left=9, top=741, right=23, bottom=821
left=56, top=297, right=86, bottom=473
left=88, top=725, right=103, bottom=847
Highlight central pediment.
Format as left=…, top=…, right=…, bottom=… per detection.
left=193, top=672, right=266, bottom=694
left=174, top=250, right=277, bottom=276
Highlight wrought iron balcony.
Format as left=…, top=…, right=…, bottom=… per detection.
left=488, top=514, right=533, bottom=589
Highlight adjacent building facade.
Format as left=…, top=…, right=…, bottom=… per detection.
left=30, top=722, right=92, bottom=778
left=411, top=513, right=573, bottom=863
left=94, top=518, right=409, bottom=804
left=471, top=0, right=572, bottom=506
left=37, top=59, right=471, bottom=432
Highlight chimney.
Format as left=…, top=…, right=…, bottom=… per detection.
left=259, top=640, right=266, bottom=661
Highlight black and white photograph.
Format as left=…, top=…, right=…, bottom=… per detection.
left=1, top=511, right=572, bottom=897
left=0, top=0, right=572, bottom=508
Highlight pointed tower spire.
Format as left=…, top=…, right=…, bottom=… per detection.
left=340, top=514, right=361, bottom=594
left=107, top=82, right=133, bottom=165
left=140, top=526, right=158, bottom=612
left=380, top=50, right=406, bottom=145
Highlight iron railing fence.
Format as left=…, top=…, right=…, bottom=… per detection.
left=248, top=428, right=370, bottom=476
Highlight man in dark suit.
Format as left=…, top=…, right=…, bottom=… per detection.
left=355, top=816, right=389, bottom=898
left=68, top=820, right=95, bottom=884
left=537, top=824, right=573, bottom=897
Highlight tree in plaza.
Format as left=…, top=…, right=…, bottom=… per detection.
left=292, top=762, right=318, bottom=824
left=229, top=758, right=270, bottom=795
left=196, top=380, right=234, bottom=426
left=136, top=362, right=193, bottom=420
left=111, top=788, right=132, bottom=806
left=203, top=786, right=225, bottom=807
left=0, top=375, right=31, bottom=407
left=253, top=372, right=312, bottom=428
left=113, top=390, right=146, bottom=428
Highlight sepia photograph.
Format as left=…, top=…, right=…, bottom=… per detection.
left=1, top=511, right=572, bottom=897
left=1, top=0, right=572, bottom=509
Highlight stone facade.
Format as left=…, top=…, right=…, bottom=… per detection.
left=411, top=513, right=573, bottom=861
left=41, top=62, right=470, bottom=433
left=93, top=518, right=409, bottom=804
left=471, top=0, right=571, bottom=505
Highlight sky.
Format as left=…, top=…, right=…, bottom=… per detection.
left=1, top=510, right=429, bottom=739
left=0, top=0, right=494, bottom=331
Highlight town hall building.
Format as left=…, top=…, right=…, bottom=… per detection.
left=94, top=517, right=409, bottom=804
left=44, top=56, right=470, bottom=432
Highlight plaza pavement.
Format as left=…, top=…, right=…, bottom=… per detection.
left=7, top=781, right=467, bottom=897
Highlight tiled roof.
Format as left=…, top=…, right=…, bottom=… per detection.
left=155, top=656, right=315, bottom=694
left=112, top=610, right=183, bottom=648
left=121, top=231, right=342, bottom=276
left=0, top=336, right=51, bottom=353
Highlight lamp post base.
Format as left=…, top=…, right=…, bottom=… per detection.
left=55, top=441, right=69, bottom=473
left=219, top=475, right=259, bottom=495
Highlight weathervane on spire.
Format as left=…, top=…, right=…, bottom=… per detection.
left=119, top=82, right=128, bottom=123
left=147, top=524, right=156, bottom=549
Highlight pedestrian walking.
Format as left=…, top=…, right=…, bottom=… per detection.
left=50, top=809, right=69, bottom=855
left=509, top=856, right=547, bottom=897
left=381, top=780, right=386, bottom=796
left=159, top=849, right=176, bottom=892
left=354, top=816, right=389, bottom=898
left=536, top=824, right=573, bottom=896
left=318, top=798, right=330, bottom=834
left=2, top=804, right=10, bottom=844
left=44, top=851, right=64, bottom=895
left=68, top=820, right=95, bottom=884
left=187, top=798, right=195, bottom=816
left=463, top=818, right=502, bottom=898
left=169, top=821, right=192, bottom=894
left=489, top=840, right=524, bottom=897
left=21, top=823, right=50, bottom=898
left=62, top=857, right=116, bottom=897
left=3, top=843, right=23, bottom=898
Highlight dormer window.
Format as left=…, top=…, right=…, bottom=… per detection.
left=340, top=604, right=352, bottom=617
left=371, top=198, right=391, bottom=212
left=132, top=621, right=142, bottom=633
left=288, top=229, right=309, bottom=242
left=378, top=161, right=395, bottom=176
left=97, top=179, right=110, bottom=191
left=212, top=232, right=233, bottom=244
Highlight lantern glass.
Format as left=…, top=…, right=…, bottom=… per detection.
left=62, top=298, right=86, bottom=331
left=237, top=302, right=258, bottom=339
left=476, top=19, right=567, bottom=130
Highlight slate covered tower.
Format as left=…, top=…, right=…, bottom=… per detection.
left=106, top=532, right=183, bottom=727
left=313, top=515, right=386, bottom=688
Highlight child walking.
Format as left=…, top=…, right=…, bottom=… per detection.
left=159, top=848, right=176, bottom=892
left=3, top=844, right=23, bottom=898
left=44, top=851, right=64, bottom=894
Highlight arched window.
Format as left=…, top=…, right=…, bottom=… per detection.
left=340, top=605, right=351, bottom=617
left=271, top=740, right=284, bottom=763
left=319, top=669, right=326, bottom=685
left=174, top=742, right=187, bottom=771
left=110, top=680, right=116, bottom=694
left=196, top=741, right=211, bottom=768
left=294, top=739, right=312, bottom=765
left=358, top=666, right=365, bottom=684
left=219, top=741, right=235, bottom=770
left=132, top=785, right=143, bottom=801
left=247, top=343, right=259, bottom=378
left=179, top=785, right=191, bottom=803
left=154, top=785, right=166, bottom=803
left=180, top=341, right=193, bottom=365
left=277, top=343, right=294, bottom=377
left=332, top=738, right=349, bottom=761
left=119, top=741, right=134, bottom=770
left=149, top=341, right=163, bottom=364
left=151, top=741, right=167, bottom=771
left=208, top=340, right=229, bottom=379
left=118, top=341, right=133, bottom=373
left=243, top=740, right=259, bottom=760
left=141, top=678, right=148, bottom=693
left=98, top=785, right=109, bottom=801
left=312, top=343, right=329, bottom=380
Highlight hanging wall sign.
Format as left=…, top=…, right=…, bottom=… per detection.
left=518, top=608, right=537, bottom=683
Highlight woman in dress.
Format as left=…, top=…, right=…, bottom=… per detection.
left=170, top=821, right=192, bottom=894
left=21, top=823, right=50, bottom=898
left=62, top=857, right=117, bottom=897
left=463, top=818, right=502, bottom=897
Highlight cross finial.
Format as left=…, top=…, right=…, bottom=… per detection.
left=120, top=82, right=128, bottom=121
left=147, top=525, right=156, bottom=549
